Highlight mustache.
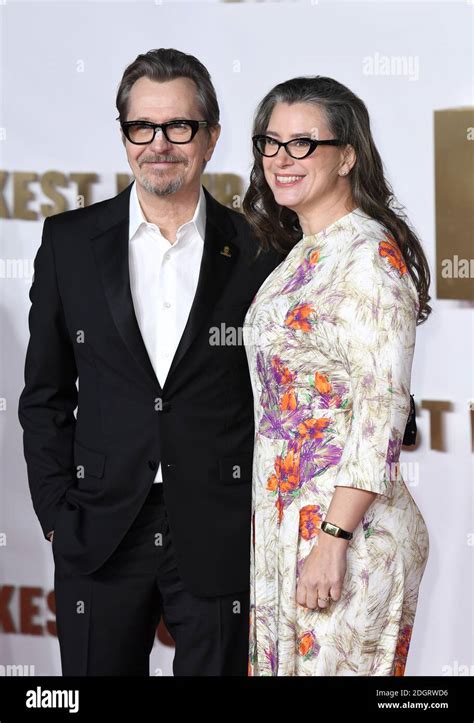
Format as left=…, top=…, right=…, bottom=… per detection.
left=139, top=155, right=184, bottom=165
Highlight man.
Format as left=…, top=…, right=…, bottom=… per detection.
left=18, top=48, right=281, bottom=676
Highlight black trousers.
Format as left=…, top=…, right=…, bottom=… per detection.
left=53, top=483, right=250, bottom=676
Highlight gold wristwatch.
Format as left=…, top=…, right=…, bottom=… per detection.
left=321, top=520, right=353, bottom=540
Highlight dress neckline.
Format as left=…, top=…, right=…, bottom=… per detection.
left=301, top=206, right=364, bottom=245
left=276, top=206, right=366, bottom=268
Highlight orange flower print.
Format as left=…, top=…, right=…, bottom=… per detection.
left=266, top=447, right=301, bottom=495
left=285, top=303, right=314, bottom=332
left=314, top=371, right=332, bottom=394
left=393, top=624, right=413, bottom=676
left=296, top=417, right=331, bottom=440
left=298, top=631, right=320, bottom=660
left=267, top=474, right=278, bottom=492
left=379, top=236, right=408, bottom=276
left=276, top=495, right=284, bottom=524
left=281, top=247, right=322, bottom=294
left=299, top=505, right=323, bottom=540
left=267, top=445, right=303, bottom=524
left=271, top=357, right=295, bottom=385
left=281, top=388, right=297, bottom=411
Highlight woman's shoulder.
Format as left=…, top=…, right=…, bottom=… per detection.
left=342, top=212, right=411, bottom=281
left=334, top=211, right=419, bottom=311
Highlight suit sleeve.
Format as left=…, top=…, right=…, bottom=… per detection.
left=18, top=216, right=78, bottom=540
left=331, top=244, right=417, bottom=499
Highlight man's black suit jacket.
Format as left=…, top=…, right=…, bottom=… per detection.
left=18, top=182, right=282, bottom=597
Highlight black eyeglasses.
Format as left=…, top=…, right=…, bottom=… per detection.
left=117, top=118, right=210, bottom=145
left=252, top=134, right=344, bottom=159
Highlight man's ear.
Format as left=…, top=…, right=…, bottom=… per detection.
left=204, top=123, right=221, bottom=162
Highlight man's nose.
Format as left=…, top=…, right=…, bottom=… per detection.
left=149, top=128, right=173, bottom=152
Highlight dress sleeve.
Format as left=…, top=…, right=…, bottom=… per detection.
left=331, top=238, right=419, bottom=499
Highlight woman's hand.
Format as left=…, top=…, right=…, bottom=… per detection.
left=296, top=532, right=349, bottom=609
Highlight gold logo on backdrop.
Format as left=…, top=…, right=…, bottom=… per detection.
left=435, top=107, right=474, bottom=301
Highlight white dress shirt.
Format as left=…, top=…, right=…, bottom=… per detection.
left=128, top=180, right=206, bottom=482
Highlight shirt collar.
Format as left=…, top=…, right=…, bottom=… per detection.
left=129, top=179, right=206, bottom=244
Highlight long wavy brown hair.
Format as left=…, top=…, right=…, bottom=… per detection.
left=243, top=76, right=432, bottom=324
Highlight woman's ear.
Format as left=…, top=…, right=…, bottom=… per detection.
left=339, top=144, right=356, bottom=175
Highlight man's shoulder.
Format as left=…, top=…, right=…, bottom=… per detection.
left=204, top=189, right=282, bottom=266
left=203, top=187, right=247, bottom=230
left=45, top=184, right=131, bottom=233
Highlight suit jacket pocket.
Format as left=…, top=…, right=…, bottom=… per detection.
left=73, top=439, right=106, bottom=481
left=218, top=454, right=253, bottom=484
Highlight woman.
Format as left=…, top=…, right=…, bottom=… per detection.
left=242, top=76, right=430, bottom=676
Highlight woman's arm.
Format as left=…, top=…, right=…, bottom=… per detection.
left=297, top=235, right=418, bottom=610
left=322, top=486, right=377, bottom=544
left=297, top=487, right=377, bottom=609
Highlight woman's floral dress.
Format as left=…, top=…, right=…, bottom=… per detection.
left=243, top=208, right=430, bottom=676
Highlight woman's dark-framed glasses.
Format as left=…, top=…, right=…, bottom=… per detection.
left=252, top=134, right=344, bottom=159
left=118, top=118, right=209, bottom=145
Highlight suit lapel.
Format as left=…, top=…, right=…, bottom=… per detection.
left=91, top=211, right=161, bottom=392
left=163, top=196, right=238, bottom=390
left=90, top=183, right=239, bottom=394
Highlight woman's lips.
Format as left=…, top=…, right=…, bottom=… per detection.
left=274, top=174, right=305, bottom=188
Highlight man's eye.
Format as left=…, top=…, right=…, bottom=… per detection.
left=129, top=123, right=153, bottom=132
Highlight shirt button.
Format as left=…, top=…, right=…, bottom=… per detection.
left=163, top=301, right=171, bottom=309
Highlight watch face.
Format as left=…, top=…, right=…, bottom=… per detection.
left=324, top=521, right=351, bottom=539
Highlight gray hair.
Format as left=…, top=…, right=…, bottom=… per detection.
left=116, top=47, right=220, bottom=127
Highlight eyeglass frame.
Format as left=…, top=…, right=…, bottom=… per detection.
left=252, top=134, right=345, bottom=159
left=117, top=117, right=210, bottom=145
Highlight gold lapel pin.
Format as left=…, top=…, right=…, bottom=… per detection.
left=220, top=245, right=232, bottom=258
